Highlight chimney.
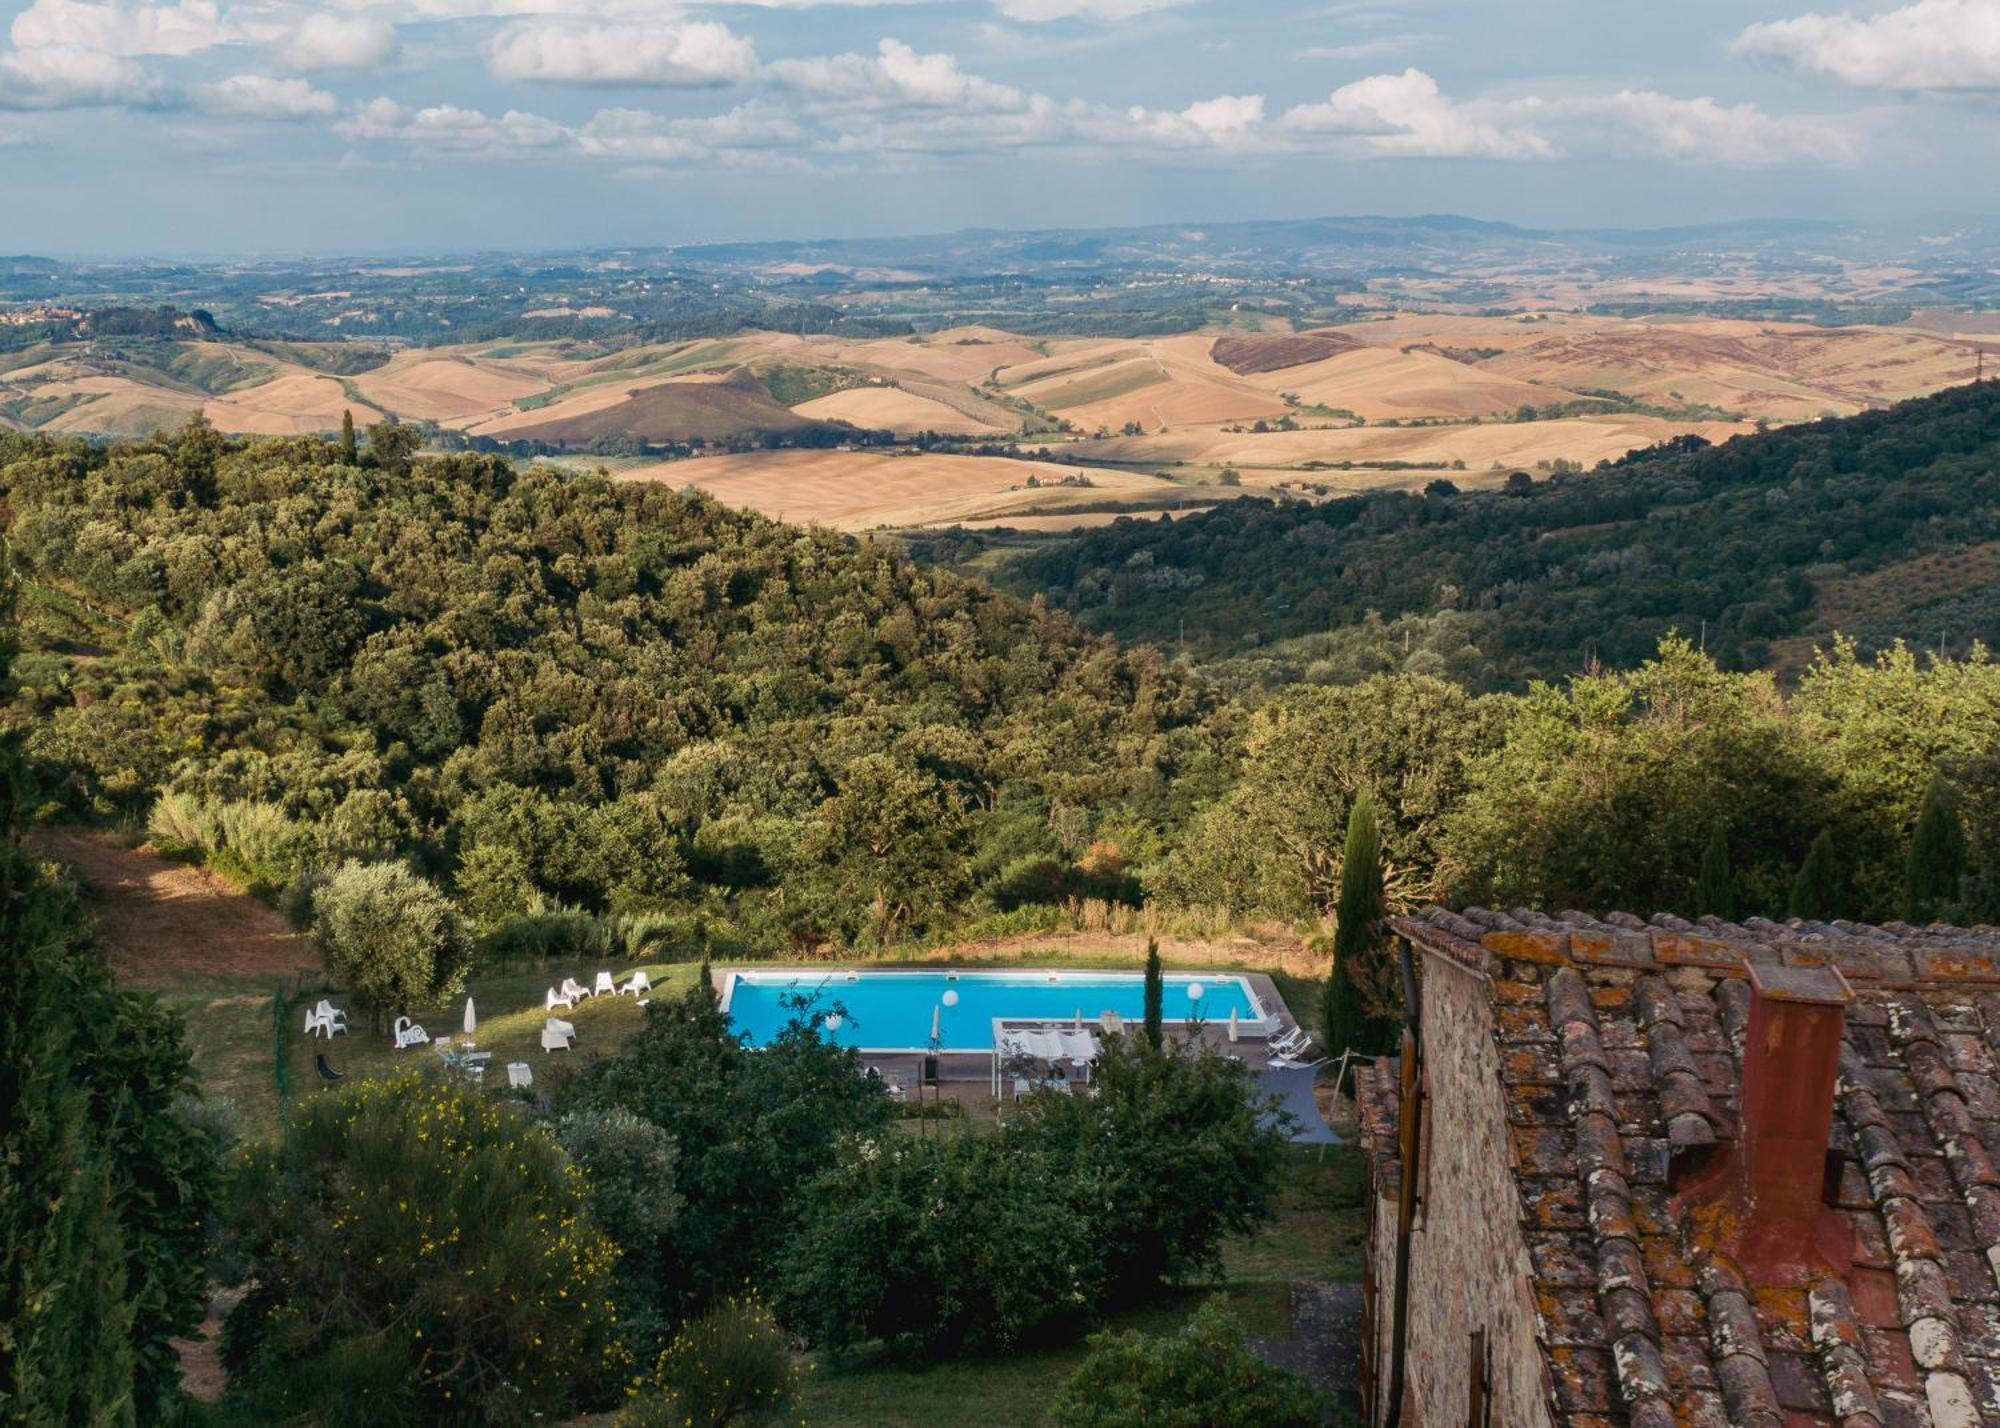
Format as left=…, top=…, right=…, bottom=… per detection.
left=1678, top=961, right=1854, bottom=1282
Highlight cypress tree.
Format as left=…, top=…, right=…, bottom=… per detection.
left=1788, top=830, right=1842, bottom=921
left=0, top=553, right=139, bottom=1421
left=339, top=408, right=357, bottom=464
left=1142, top=936, right=1163, bottom=1051
left=1696, top=825, right=1735, bottom=920
left=1321, top=789, right=1388, bottom=1057
left=1903, top=778, right=1967, bottom=923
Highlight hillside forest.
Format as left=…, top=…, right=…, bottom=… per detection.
left=4, top=383, right=1999, bottom=959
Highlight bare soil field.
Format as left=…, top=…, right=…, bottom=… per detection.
left=618, top=448, right=1177, bottom=530
left=204, top=373, right=383, bottom=435
left=38, top=830, right=317, bottom=988
left=792, top=385, right=1011, bottom=436
left=349, top=352, right=547, bottom=423
left=1054, top=413, right=1754, bottom=471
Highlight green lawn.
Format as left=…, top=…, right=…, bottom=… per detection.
left=798, top=1147, right=1365, bottom=1427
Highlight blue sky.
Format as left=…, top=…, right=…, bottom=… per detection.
left=0, top=0, right=1996, bottom=254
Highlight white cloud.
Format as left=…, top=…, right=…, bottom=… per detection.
left=335, top=95, right=569, bottom=153
left=769, top=38, right=1024, bottom=110
left=1296, top=36, right=1428, bottom=62
left=277, top=13, right=397, bottom=73
left=1734, top=0, right=2000, bottom=91
left=575, top=101, right=799, bottom=159
left=1281, top=68, right=1553, bottom=158
left=9, top=0, right=234, bottom=56
left=1126, top=92, right=1265, bottom=148
left=991, top=0, right=1188, bottom=22
left=1555, top=90, right=1856, bottom=167
left=196, top=72, right=336, bottom=118
left=0, top=42, right=163, bottom=108
left=485, top=19, right=754, bottom=87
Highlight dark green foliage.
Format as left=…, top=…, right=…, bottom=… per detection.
left=1142, top=935, right=1163, bottom=1051
left=1051, top=1296, right=1331, bottom=1428
left=1004, top=1036, right=1291, bottom=1298
left=1156, top=675, right=1498, bottom=919
left=776, top=1132, right=1099, bottom=1356
left=0, top=551, right=216, bottom=1426
left=1002, top=382, right=2000, bottom=686
left=1322, top=790, right=1392, bottom=1056
left=1904, top=777, right=1967, bottom=922
left=339, top=408, right=357, bottom=464
left=1697, top=825, right=1736, bottom=920
left=0, top=425, right=1208, bottom=946
left=568, top=979, right=890, bottom=1320
left=221, top=1075, right=622, bottom=1426
left=1790, top=830, right=1843, bottom=921
left=555, top=1108, right=684, bottom=1355
left=617, top=1296, right=799, bottom=1428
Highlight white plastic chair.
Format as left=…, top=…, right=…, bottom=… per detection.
left=507, top=1061, right=533, bottom=1088
left=560, top=977, right=590, bottom=1002
left=546, top=985, right=576, bottom=1012
left=540, top=1019, right=574, bottom=1053
left=304, top=1001, right=348, bottom=1039
left=392, top=1016, right=429, bottom=1049
left=620, top=970, right=652, bottom=998
left=593, top=971, right=616, bottom=997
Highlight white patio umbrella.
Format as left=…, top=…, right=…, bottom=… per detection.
left=1228, top=1008, right=1239, bottom=1043
left=1074, top=1007, right=1083, bottom=1032
left=463, top=996, right=477, bottom=1036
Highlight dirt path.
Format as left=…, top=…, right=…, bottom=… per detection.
left=39, top=830, right=318, bottom=988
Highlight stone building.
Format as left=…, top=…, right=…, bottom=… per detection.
left=1353, top=906, right=2000, bottom=1427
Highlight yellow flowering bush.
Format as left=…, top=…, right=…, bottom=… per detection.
left=220, top=1071, right=626, bottom=1425
left=616, top=1295, right=800, bottom=1428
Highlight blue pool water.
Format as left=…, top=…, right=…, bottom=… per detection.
left=722, top=969, right=1266, bottom=1051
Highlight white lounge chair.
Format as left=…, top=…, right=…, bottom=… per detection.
left=560, top=977, right=590, bottom=1003
left=1271, top=1054, right=1330, bottom=1073
left=1099, top=1010, right=1123, bottom=1034
left=593, top=971, right=616, bottom=997
left=507, top=1061, right=533, bottom=1088
left=303, top=1001, right=348, bottom=1038
left=540, top=1019, right=574, bottom=1053
left=619, top=970, right=652, bottom=998
left=392, top=1016, right=429, bottom=1049
left=547, top=1016, right=575, bottom=1038
left=546, top=985, right=576, bottom=1011
left=1268, top=1027, right=1310, bottom=1056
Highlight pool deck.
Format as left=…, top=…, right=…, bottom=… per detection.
left=711, top=966, right=1339, bottom=1141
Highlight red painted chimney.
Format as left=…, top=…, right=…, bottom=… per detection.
left=1678, top=961, right=1854, bottom=1283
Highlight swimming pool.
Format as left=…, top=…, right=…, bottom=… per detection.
left=720, top=969, right=1268, bottom=1052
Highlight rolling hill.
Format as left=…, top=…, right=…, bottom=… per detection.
left=991, top=380, right=2000, bottom=688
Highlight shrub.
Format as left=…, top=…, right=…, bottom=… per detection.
left=221, top=1074, right=623, bottom=1426
left=617, top=1296, right=799, bottom=1428
left=1006, top=1034, right=1291, bottom=1298
left=312, top=860, right=470, bottom=1022
left=777, top=1133, right=1098, bottom=1355
left=568, top=979, right=891, bottom=1320
left=1052, top=1296, right=1331, bottom=1428
left=556, top=1107, right=683, bottom=1353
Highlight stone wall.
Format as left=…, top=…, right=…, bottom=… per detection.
left=1390, top=947, right=1553, bottom=1427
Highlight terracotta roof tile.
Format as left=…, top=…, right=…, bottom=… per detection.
left=1378, top=907, right=2000, bottom=1427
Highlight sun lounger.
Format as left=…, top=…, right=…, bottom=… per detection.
left=392, top=1016, right=429, bottom=1049
left=507, top=1062, right=533, bottom=1088
left=541, top=1020, right=574, bottom=1053
left=620, top=970, right=652, bottom=998
left=593, top=971, right=616, bottom=997
left=546, top=985, right=576, bottom=1011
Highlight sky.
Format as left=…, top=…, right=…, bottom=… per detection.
left=0, top=0, right=1997, bottom=254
